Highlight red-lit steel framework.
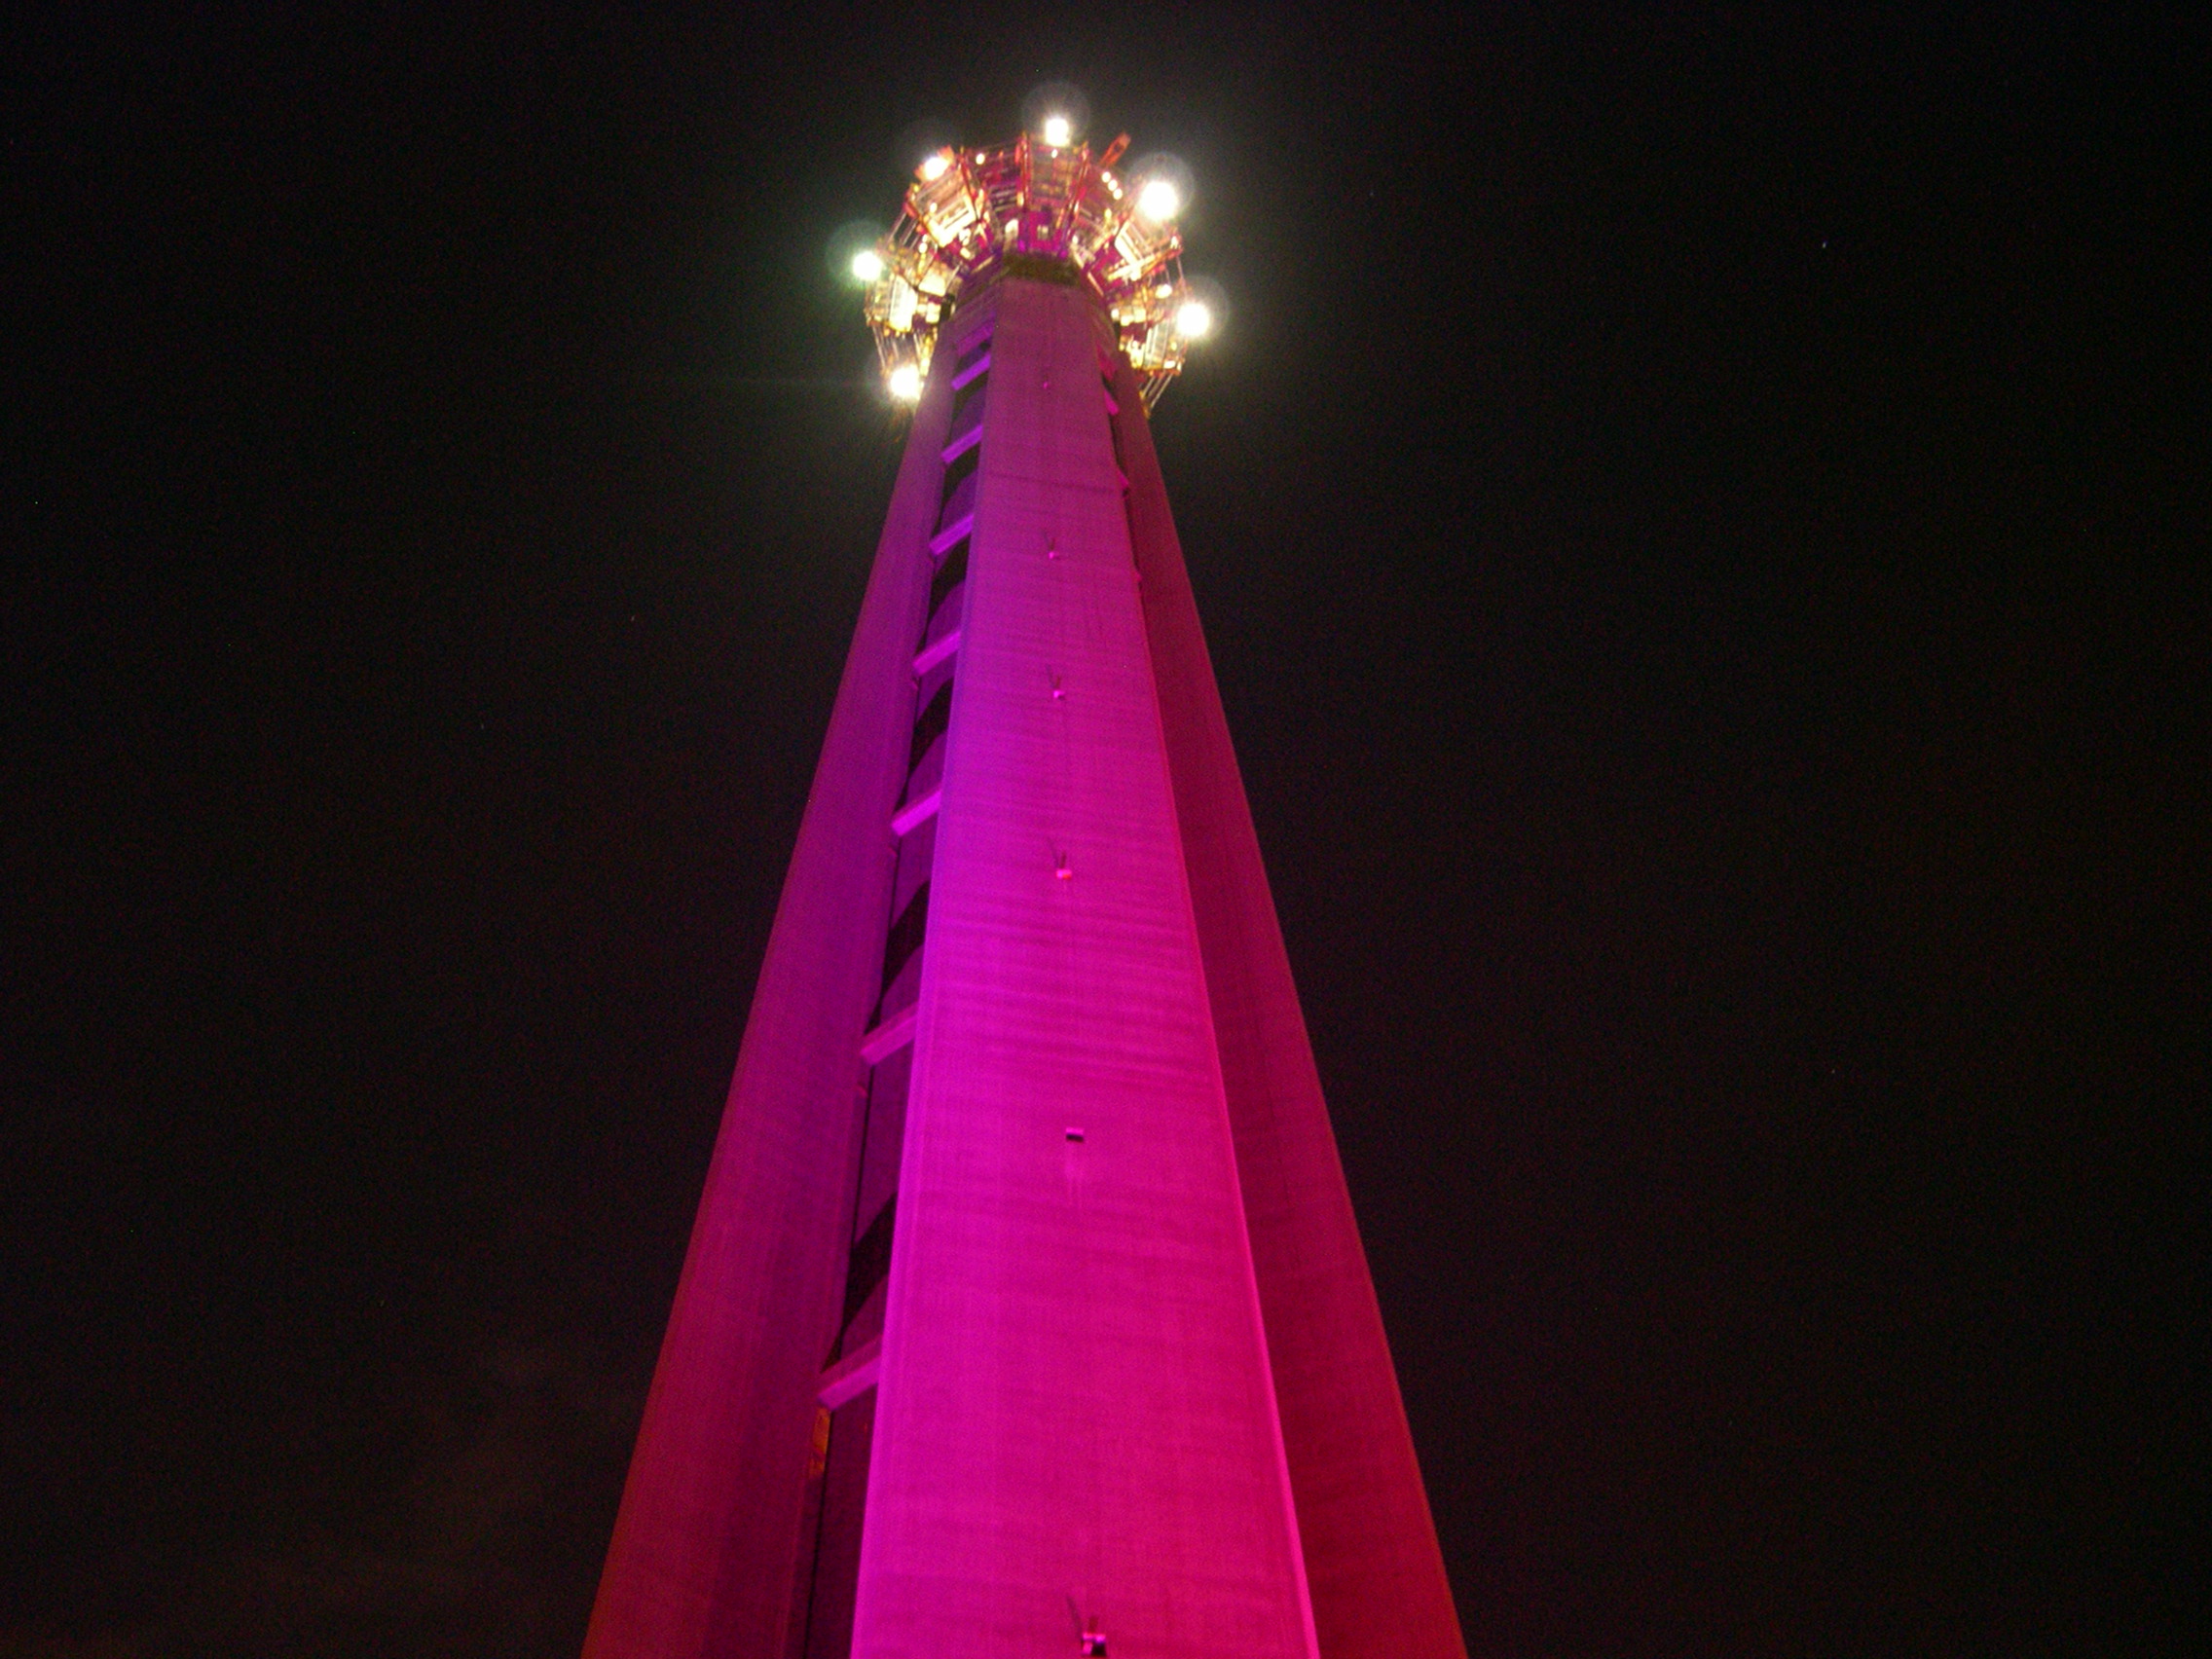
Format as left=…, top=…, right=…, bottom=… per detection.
left=862, top=130, right=1198, bottom=409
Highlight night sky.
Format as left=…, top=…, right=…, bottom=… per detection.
left=5, top=7, right=2202, bottom=1656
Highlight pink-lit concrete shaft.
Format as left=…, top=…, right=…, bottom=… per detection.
left=1113, top=344, right=1469, bottom=1659
left=849, top=275, right=1315, bottom=1659
left=583, top=269, right=1465, bottom=1659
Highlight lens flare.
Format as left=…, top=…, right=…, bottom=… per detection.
left=1137, top=177, right=1181, bottom=221
left=1177, top=300, right=1213, bottom=340
left=851, top=248, right=885, bottom=282
left=1041, top=115, right=1072, bottom=148
left=887, top=363, right=922, bottom=402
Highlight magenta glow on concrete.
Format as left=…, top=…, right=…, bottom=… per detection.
left=583, top=273, right=1465, bottom=1659
left=1114, top=352, right=1469, bottom=1659
left=576, top=353, right=955, bottom=1659
left=850, top=276, right=1315, bottom=1659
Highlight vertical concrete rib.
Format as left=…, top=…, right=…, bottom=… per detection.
left=1111, top=354, right=1471, bottom=1659
left=851, top=277, right=1317, bottom=1659
left=580, top=370, right=955, bottom=1659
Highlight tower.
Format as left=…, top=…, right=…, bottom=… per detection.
left=584, top=120, right=1466, bottom=1659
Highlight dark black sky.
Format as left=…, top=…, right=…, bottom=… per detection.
left=4, top=6, right=2203, bottom=1656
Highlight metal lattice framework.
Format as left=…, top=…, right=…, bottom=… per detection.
left=861, top=130, right=1201, bottom=411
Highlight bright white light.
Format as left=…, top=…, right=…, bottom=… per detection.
left=1177, top=300, right=1213, bottom=339
left=851, top=248, right=885, bottom=282
left=1042, top=115, right=1072, bottom=148
left=1137, top=177, right=1181, bottom=221
left=888, top=363, right=922, bottom=402
left=919, top=153, right=950, bottom=182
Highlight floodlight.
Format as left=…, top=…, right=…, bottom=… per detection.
left=851, top=248, right=885, bottom=282
left=888, top=363, right=922, bottom=402
left=1137, top=177, right=1181, bottom=221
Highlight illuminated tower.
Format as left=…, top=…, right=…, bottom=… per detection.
left=584, top=118, right=1466, bottom=1659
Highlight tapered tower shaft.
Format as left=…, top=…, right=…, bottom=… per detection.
left=585, top=125, right=1464, bottom=1659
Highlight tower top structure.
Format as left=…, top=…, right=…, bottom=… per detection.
left=857, top=122, right=1211, bottom=410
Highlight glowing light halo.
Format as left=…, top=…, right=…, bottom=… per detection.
left=1176, top=299, right=1213, bottom=339
left=1041, top=114, right=1072, bottom=148
left=887, top=362, right=922, bottom=402
left=1136, top=177, right=1181, bottom=221
left=851, top=248, right=885, bottom=282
